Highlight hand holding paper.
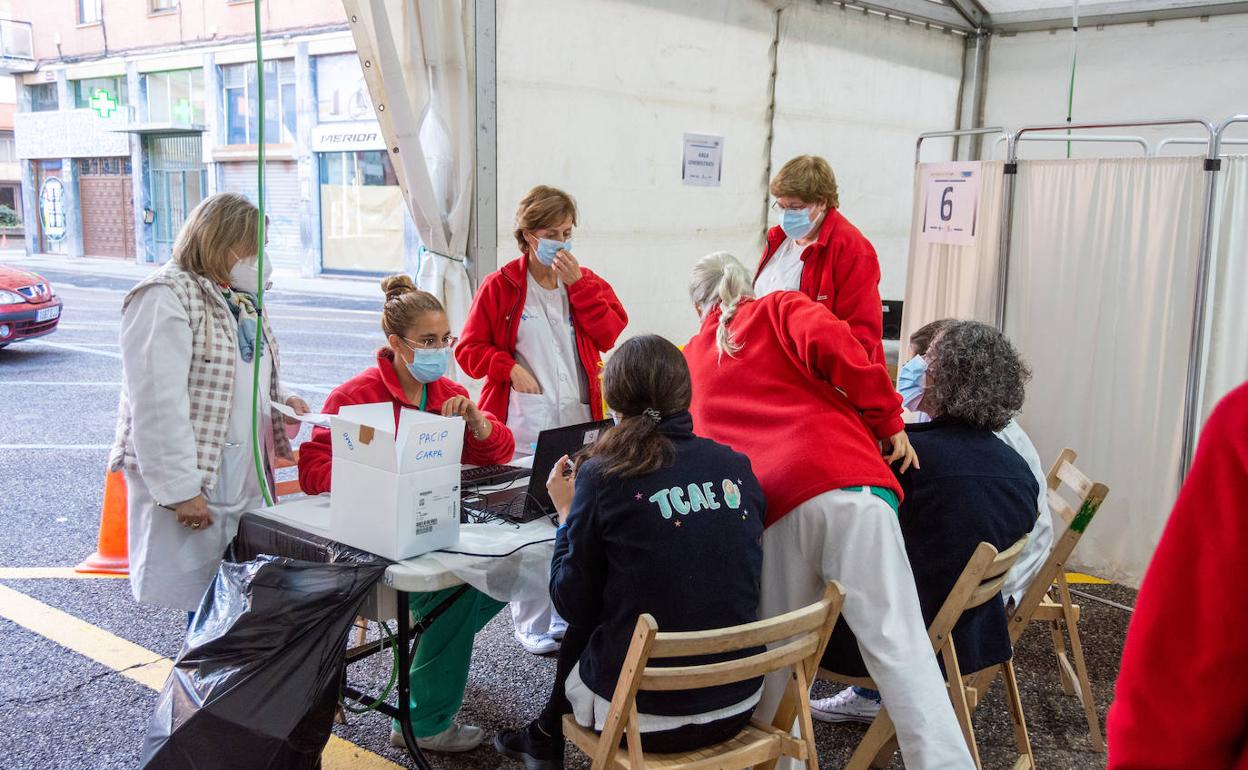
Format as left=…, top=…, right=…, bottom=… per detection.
left=271, top=400, right=332, bottom=428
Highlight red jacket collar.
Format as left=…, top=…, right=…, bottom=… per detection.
left=765, top=207, right=845, bottom=258
left=499, top=251, right=533, bottom=288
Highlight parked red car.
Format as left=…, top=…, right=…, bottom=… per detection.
left=0, top=266, right=63, bottom=348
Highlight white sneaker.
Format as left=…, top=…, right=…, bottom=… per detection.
left=548, top=617, right=568, bottom=641
left=515, top=629, right=561, bottom=655
left=390, top=722, right=485, bottom=753
left=811, top=687, right=882, bottom=724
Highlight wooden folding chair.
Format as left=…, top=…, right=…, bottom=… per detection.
left=562, top=582, right=846, bottom=769
left=817, top=536, right=1032, bottom=770
left=966, top=448, right=1110, bottom=752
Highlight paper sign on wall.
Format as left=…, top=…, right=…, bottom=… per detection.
left=682, top=133, right=723, bottom=187
left=920, top=162, right=982, bottom=246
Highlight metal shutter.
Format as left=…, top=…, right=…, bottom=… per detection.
left=219, top=161, right=302, bottom=269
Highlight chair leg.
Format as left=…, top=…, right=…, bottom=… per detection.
left=1060, top=586, right=1106, bottom=752
left=846, top=708, right=899, bottom=770
left=352, top=616, right=368, bottom=648
left=793, top=665, right=820, bottom=770
left=942, top=641, right=982, bottom=770
left=1001, top=660, right=1035, bottom=769
left=1049, top=617, right=1076, bottom=695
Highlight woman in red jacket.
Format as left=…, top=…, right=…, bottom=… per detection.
left=1108, top=381, right=1248, bottom=770
left=456, top=185, right=628, bottom=655
left=684, top=252, right=973, bottom=770
left=298, top=275, right=513, bottom=755
left=755, top=155, right=886, bottom=364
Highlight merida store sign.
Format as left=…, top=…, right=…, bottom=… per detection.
left=312, top=122, right=386, bottom=153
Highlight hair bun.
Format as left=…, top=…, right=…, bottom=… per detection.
left=380, top=274, right=418, bottom=302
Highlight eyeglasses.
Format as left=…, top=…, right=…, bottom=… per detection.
left=404, top=334, right=458, bottom=350
left=771, top=200, right=811, bottom=212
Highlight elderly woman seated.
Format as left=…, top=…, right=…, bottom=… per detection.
left=814, top=320, right=1042, bottom=724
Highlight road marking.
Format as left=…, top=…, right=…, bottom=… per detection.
left=0, top=567, right=127, bottom=579
left=0, top=584, right=404, bottom=769
left=1066, top=572, right=1112, bottom=585
left=0, top=444, right=112, bottom=450
left=31, top=341, right=123, bottom=359
left=269, top=314, right=380, bottom=324
left=0, top=381, right=121, bottom=386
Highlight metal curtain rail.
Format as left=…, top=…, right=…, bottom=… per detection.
left=1007, top=116, right=1216, bottom=158
left=915, top=126, right=1007, bottom=164
left=992, top=133, right=1151, bottom=158
left=1157, top=136, right=1248, bottom=155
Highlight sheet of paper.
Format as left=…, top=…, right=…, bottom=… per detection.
left=270, top=400, right=333, bottom=428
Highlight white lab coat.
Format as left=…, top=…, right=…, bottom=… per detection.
left=996, top=419, right=1055, bottom=607
left=121, top=285, right=278, bottom=611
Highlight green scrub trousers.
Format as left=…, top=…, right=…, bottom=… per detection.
left=394, top=585, right=507, bottom=737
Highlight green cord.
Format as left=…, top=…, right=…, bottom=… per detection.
left=251, top=0, right=273, bottom=507
left=341, top=621, right=401, bottom=714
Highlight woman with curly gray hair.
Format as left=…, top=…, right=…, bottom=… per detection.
left=816, top=320, right=1043, bottom=726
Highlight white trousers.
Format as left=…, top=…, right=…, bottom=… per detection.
left=511, top=595, right=564, bottom=638
left=756, top=488, right=974, bottom=770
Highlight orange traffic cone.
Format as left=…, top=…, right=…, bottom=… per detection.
left=76, top=469, right=129, bottom=574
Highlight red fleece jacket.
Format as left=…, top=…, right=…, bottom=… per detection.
left=684, top=292, right=904, bottom=527
left=297, top=349, right=515, bottom=495
left=455, top=253, right=628, bottom=423
left=1107, top=381, right=1248, bottom=770
left=756, top=208, right=886, bottom=365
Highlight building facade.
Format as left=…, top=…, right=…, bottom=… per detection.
left=9, top=0, right=418, bottom=276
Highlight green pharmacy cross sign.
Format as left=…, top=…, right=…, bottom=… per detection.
left=90, top=88, right=118, bottom=118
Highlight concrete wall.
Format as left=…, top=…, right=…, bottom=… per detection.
left=983, top=13, right=1248, bottom=158
left=22, top=0, right=348, bottom=63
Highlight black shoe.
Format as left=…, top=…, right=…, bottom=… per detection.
left=494, top=721, right=563, bottom=770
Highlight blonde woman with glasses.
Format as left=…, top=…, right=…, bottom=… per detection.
left=110, top=192, right=308, bottom=619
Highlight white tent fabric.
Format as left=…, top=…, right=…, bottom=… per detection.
left=345, top=0, right=475, bottom=354
left=899, top=160, right=1006, bottom=350
left=1198, top=154, right=1248, bottom=423
left=1004, top=156, right=1205, bottom=587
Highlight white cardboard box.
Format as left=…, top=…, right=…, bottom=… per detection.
left=328, top=403, right=464, bottom=561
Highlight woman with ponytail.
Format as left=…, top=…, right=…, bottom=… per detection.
left=495, top=335, right=768, bottom=769
left=297, top=274, right=513, bottom=754
left=683, top=253, right=975, bottom=770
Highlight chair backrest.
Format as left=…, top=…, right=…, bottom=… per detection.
left=1009, top=449, right=1110, bottom=639
left=927, top=535, right=1029, bottom=651
left=587, top=582, right=846, bottom=767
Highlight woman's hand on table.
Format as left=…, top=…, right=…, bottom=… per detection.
left=283, top=395, right=310, bottom=426
left=511, top=364, right=542, bottom=395
left=442, top=395, right=492, bottom=440
left=174, top=494, right=214, bottom=530
left=547, top=455, right=576, bottom=525
left=885, top=430, right=920, bottom=474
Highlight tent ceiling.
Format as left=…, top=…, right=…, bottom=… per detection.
left=843, top=0, right=1248, bottom=31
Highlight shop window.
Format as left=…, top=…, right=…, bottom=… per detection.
left=315, top=53, right=374, bottom=123
left=29, top=83, right=58, bottom=112
left=319, top=149, right=406, bottom=273
left=150, top=0, right=177, bottom=11
left=0, top=132, right=15, bottom=163
left=79, top=0, right=102, bottom=24
left=221, top=59, right=296, bottom=145
left=73, top=76, right=128, bottom=110
left=146, top=68, right=204, bottom=125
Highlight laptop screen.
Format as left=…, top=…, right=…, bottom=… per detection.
left=526, top=419, right=614, bottom=513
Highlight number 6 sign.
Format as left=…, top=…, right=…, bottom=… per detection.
left=921, top=162, right=982, bottom=246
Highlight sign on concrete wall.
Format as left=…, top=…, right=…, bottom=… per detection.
left=682, top=133, right=723, bottom=187
left=15, top=109, right=131, bottom=160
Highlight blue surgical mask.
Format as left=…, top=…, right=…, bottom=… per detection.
left=780, top=207, right=815, bottom=240
left=534, top=238, right=570, bottom=267
left=897, top=355, right=927, bottom=413
left=405, top=346, right=450, bottom=384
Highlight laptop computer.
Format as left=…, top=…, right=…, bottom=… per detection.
left=462, top=419, right=613, bottom=523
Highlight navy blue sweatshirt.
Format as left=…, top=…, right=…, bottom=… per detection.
left=821, top=417, right=1039, bottom=677
left=550, top=411, right=767, bottom=716
left=899, top=418, right=1039, bottom=674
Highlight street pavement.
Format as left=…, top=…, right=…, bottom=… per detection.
left=0, top=264, right=1122, bottom=769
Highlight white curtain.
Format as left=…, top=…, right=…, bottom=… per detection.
left=346, top=0, right=475, bottom=373
left=1004, top=156, right=1205, bottom=587
left=899, top=161, right=1005, bottom=352
left=1198, top=154, right=1248, bottom=423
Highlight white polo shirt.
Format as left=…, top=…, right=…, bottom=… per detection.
left=753, top=237, right=806, bottom=297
